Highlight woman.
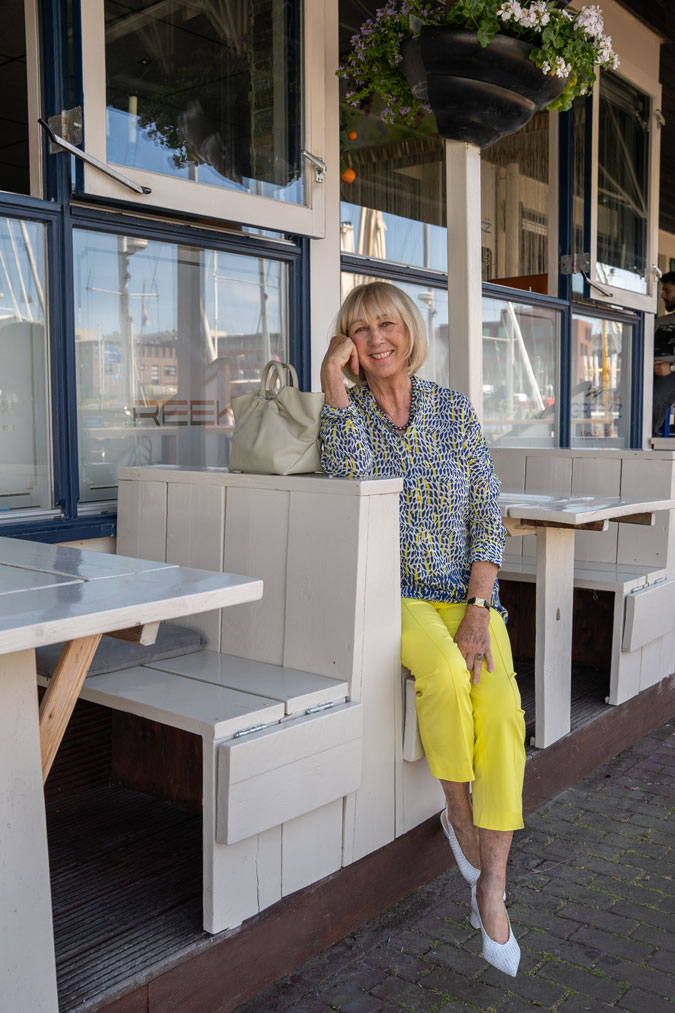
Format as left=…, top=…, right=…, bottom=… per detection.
left=320, top=282, right=526, bottom=978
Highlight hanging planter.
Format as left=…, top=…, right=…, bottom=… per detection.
left=339, top=2, right=619, bottom=144
left=400, top=28, right=568, bottom=147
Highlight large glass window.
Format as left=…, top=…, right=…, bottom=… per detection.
left=596, top=74, right=650, bottom=295
left=74, top=229, right=289, bottom=502
left=0, top=217, right=52, bottom=510
left=571, top=311, right=632, bottom=447
left=482, top=296, right=560, bottom=447
left=104, top=0, right=304, bottom=204
left=339, top=110, right=446, bottom=272
left=481, top=111, right=551, bottom=291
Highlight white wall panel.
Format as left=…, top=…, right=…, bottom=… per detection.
left=571, top=456, right=620, bottom=562
left=116, top=479, right=167, bottom=561
left=221, top=487, right=290, bottom=664
left=284, top=491, right=367, bottom=681
left=281, top=801, right=343, bottom=897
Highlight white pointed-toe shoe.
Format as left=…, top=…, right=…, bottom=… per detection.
left=440, top=807, right=480, bottom=885
left=471, top=882, right=520, bottom=977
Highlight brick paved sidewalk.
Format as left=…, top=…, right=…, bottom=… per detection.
left=236, top=721, right=674, bottom=1013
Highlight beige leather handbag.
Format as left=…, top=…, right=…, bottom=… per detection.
left=229, top=361, right=325, bottom=475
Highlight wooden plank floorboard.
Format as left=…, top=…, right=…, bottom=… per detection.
left=517, top=659, right=609, bottom=747
left=46, top=785, right=205, bottom=1011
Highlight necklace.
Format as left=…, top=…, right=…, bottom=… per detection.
left=377, top=379, right=418, bottom=433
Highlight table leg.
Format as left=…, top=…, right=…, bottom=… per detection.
left=39, top=634, right=102, bottom=782
left=534, top=527, right=575, bottom=748
left=0, top=649, right=59, bottom=1012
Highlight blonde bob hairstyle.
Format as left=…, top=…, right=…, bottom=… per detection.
left=334, top=282, right=428, bottom=386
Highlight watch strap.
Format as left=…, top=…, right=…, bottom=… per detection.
left=466, top=596, right=491, bottom=611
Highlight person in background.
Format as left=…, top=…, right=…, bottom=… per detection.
left=652, top=271, right=675, bottom=436
left=319, top=282, right=525, bottom=978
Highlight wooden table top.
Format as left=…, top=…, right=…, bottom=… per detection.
left=499, top=492, right=675, bottom=525
left=0, top=538, right=262, bottom=655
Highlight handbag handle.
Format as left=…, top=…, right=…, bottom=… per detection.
left=259, top=360, right=300, bottom=394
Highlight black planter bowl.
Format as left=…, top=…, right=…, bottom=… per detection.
left=401, top=27, right=568, bottom=147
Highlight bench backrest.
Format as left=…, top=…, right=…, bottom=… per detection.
left=116, top=468, right=403, bottom=697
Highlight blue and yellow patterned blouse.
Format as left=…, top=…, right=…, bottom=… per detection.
left=320, top=376, right=507, bottom=616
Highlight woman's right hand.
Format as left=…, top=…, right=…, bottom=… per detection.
left=323, top=333, right=360, bottom=377
left=320, top=334, right=361, bottom=407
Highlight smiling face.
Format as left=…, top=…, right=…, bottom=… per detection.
left=347, top=311, right=411, bottom=384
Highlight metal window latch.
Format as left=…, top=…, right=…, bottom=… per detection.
left=560, top=252, right=614, bottom=298
left=38, top=116, right=152, bottom=195
left=655, top=109, right=666, bottom=128
left=560, top=253, right=590, bottom=276
left=302, top=149, right=327, bottom=182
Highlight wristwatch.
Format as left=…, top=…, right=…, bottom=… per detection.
left=670, top=363, right=675, bottom=373
left=466, top=596, right=491, bottom=611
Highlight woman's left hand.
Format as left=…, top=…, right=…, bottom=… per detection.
left=454, top=607, right=493, bottom=685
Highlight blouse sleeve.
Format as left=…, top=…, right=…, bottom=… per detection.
left=320, top=401, right=374, bottom=478
left=462, top=398, right=506, bottom=567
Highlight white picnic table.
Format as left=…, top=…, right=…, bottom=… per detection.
left=0, top=536, right=262, bottom=1013
left=498, top=492, right=675, bottom=747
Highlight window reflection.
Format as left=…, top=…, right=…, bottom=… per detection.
left=481, top=111, right=550, bottom=291
left=482, top=297, right=559, bottom=447
left=339, top=110, right=447, bottom=272
left=74, top=230, right=289, bottom=501
left=571, top=312, right=631, bottom=446
left=0, top=218, right=51, bottom=510
left=105, top=0, right=304, bottom=203
left=597, top=74, right=649, bottom=295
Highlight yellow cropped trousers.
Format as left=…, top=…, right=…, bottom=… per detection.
left=401, top=599, right=526, bottom=832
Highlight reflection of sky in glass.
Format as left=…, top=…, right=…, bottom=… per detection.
left=341, top=202, right=447, bottom=273
left=0, top=219, right=46, bottom=324
left=74, top=228, right=289, bottom=501
left=596, top=263, right=647, bottom=296
left=107, top=107, right=304, bottom=204
left=570, top=313, right=629, bottom=446
left=73, top=230, right=283, bottom=339
left=0, top=218, right=52, bottom=509
left=482, top=296, right=559, bottom=448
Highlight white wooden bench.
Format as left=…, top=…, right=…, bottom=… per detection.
left=499, top=555, right=669, bottom=706
left=111, top=466, right=444, bottom=934
left=492, top=447, right=675, bottom=717
left=76, top=653, right=361, bottom=915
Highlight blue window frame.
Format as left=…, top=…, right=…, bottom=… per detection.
left=0, top=3, right=309, bottom=541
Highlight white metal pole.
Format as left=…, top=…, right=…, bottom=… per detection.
left=445, top=140, right=484, bottom=417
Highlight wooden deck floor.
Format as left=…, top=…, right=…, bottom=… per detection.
left=44, top=663, right=647, bottom=1012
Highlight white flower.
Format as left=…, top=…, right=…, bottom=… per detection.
left=542, top=60, right=551, bottom=75
left=554, top=55, right=571, bottom=78
left=575, top=5, right=605, bottom=40
left=497, top=1, right=523, bottom=22
left=526, top=1, right=550, bottom=28
left=595, top=33, right=618, bottom=67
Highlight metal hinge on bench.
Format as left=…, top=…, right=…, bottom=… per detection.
left=233, top=721, right=277, bottom=739
left=305, top=701, right=336, bottom=715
